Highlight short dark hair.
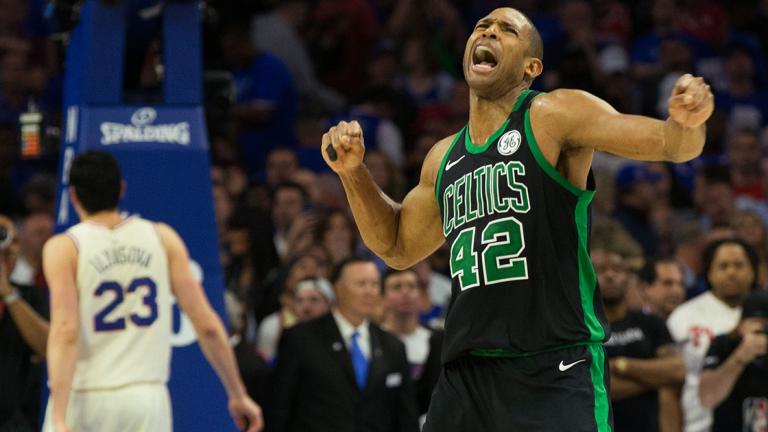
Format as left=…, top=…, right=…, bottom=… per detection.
left=380, top=267, right=421, bottom=295
left=638, top=257, right=681, bottom=284
left=701, top=237, right=759, bottom=291
left=330, top=255, right=374, bottom=285
left=270, top=181, right=308, bottom=203
left=527, top=23, right=543, bottom=60
left=69, top=151, right=122, bottom=213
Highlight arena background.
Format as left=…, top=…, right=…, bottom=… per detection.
left=1, top=0, right=767, bottom=431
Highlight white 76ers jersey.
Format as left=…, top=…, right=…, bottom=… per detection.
left=66, top=216, right=173, bottom=390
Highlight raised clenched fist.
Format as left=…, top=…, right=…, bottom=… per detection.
left=321, top=120, right=366, bottom=174
left=667, top=73, right=714, bottom=128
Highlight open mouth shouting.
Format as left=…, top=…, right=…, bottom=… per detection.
left=471, top=44, right=499, bottom=73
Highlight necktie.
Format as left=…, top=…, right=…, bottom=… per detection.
left=350, top=331, right=369, bottom=389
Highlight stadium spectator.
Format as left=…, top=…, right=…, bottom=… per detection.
left=312, top=210, right=357, bottom=268
left=726, top=129, right=765, bottom=200
left=732, top=209, right=768, bottom=289
left=271, top=182, right=310, bottom=262
left=699, top=290, right=768, bottom=432
left=593, top=222, right=686, bottom=432
left=10, top=211, right=52, bottom=288
left=640, top=257, right=687, bottom=320
left=667, top=238, right=759, bottom=432
left=715, top=47, right=768, bottom=132
left=250, top=0, right=345, bottom=114
left=292, top=277, right=334, bottom=322
left=638, top=257, right=689, bottom=431
left=614, top=162, right=663, bottom=256
left=257, top=252, right=330, bottom=362
left=20, top=174, right=55, bottom=216
left=693, top=164, right=736, bottom=230
left=220, top=23, right=297, bottom=175
left=272, top=256, right=419, bottom=432
left=0, top=214, right=49, bottom=432
left=364, top=149, right=406, bottom=202
left=379, top=267, right=442, bottom=418
left=265, top=148, right=300, bottom=190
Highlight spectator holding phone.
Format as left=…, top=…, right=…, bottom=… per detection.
left=699, top=290, right=768, bottom=432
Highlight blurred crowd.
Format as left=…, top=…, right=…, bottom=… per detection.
left=2, top=0, right=768, bottom=431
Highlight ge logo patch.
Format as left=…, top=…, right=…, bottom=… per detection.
left=498, top=130, right=522, bottom=156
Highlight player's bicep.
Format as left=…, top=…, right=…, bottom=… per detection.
left=389, top=144, right=447, bottom=268
left=43, top=235, right=80, bottom=331
left=547, top=89, right=668, bottom=161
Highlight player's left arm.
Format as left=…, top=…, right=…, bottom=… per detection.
left=156, top=223, right=263, bottom=432
left=538, top=73, right=713, bottom=162
left=610, top=344, right=687, bottom=388
left=42, top=234, right=80, bottom=432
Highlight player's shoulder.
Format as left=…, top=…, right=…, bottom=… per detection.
left=422, top=131, right=463, bottom=179
left=531, top=88, right=594, bottom=113
left=45, top=232, right=78, bottom=253
left=430, top=133, right=460, bottom=160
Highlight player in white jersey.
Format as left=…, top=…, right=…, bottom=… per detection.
left=667, top=238, right=758, bottom=432
left=41, top=151, right=263, bottom=432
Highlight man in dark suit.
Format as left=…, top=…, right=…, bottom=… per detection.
left=272, top=256, right=419, bottom=432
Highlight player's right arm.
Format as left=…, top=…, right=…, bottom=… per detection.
left=156, top=223, right=263, bottom=432
left=42, top=234, right=80, bottom=432
left=322, top=121, right=448, bottom=269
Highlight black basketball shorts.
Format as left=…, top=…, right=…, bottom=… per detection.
left=422, top=343, right=613, bottom=432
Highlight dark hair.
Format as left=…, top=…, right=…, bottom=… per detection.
left=701, top=237, right=759, bottom=291
left=270, top=181, right=308, bottom=203
left=638, top=257, right=681, bottom=284
left=69, top=151, right=122, bottom=213
left=312, top=210, right=356, bottom=253
left=330, top=255, right=374, bottom=284
left=527, top=22, right=544, bottom=60
left=380, top=267, right=421, bottom=295
left=697, top=164, right=732, bottom=187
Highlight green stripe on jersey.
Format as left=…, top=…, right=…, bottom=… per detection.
left=588, top=344, right=613, bottom=432
left=512, top=89, right=533, bottom=112
left=524, top=109, right=589, bottom=197
left=575, top=191, right=604, bottom=342
left=464, top=119, right=509, bottom=154
left=463, top=89, right=530, bottom=154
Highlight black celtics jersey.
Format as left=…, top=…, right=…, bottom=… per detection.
left=435, top=89, right=609, bottom=363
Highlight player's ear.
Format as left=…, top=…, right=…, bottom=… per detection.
left=119, top=180, right=127, bottom=200
left=524, top=57, right=543, bottom=83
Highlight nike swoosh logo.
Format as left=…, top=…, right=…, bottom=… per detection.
left=445, top=155, right=465, bottom=171
left=558, top=359, right=587, bottom=372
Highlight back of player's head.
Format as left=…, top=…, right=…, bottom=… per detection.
left=69, top=150, right=122, bottom=213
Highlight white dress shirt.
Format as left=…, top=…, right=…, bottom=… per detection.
left=333, top=309, right=371, bottom=360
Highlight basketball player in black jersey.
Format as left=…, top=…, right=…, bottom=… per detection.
left=321, top=7, right=713, bottom=431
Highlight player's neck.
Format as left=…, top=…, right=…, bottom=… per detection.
left=82, top=210, right=123, bottom=227
left=467, top=86, right=525, bottom=146
left=382, top=313, right=420, bottom=335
